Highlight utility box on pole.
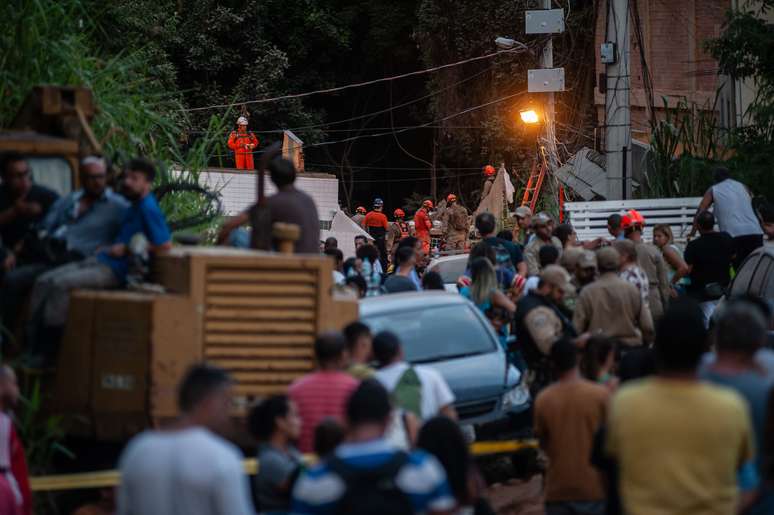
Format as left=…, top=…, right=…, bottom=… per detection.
left=525, top=9, right=565, bottom=34
left=527, top=68, right=565, bottom=93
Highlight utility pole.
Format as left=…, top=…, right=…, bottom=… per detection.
left=603, top=0, right=631, bottom=199
left=539, top=0, right=560, bottom=175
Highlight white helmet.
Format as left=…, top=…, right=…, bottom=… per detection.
left=237, top=116, right=249, bottom=126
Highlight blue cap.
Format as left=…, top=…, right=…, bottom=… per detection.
left=374, top=198, right=384, bottom=207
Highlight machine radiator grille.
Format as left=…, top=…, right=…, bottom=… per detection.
left=204, top=266, right=319, bottom=404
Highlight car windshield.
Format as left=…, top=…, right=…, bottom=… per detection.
left=429, top=257, right=468, bottom=284
left=364, top=303, right=496, bottom=363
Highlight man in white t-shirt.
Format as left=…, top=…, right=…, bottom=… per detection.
left=372, top=331, right=457, bottom=421
left=117, top=364, right=255, bottom=515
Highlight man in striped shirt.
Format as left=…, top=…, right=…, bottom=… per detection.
left=291, top=380, right=455, bottom=515
left=288, top=332, right=359, bottom=453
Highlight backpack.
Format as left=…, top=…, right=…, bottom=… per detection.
left=327, top=452, right=415, bottom=515
left=393, top=367, right=423, bottom=419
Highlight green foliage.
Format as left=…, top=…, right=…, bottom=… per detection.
left=16, top=379, right=74, bottom=475
left=647, top=97, right=724, bottom=198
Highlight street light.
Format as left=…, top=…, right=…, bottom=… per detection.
left=519, top=109, right=540, bottom=124
left=495, top=37, right=528, bottom=51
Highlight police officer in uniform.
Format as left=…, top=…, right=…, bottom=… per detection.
left=443, top=194, right=468, bottom=253
left=514, top=265, right=577, bottom=396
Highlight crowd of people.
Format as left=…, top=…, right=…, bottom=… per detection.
left=0, top=152, right=172, bottom=369
left=0, top=144, right=771, bottom=515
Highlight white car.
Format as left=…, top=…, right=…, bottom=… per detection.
left=426, top=254, right=469, bottom=293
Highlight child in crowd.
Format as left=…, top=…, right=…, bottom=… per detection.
left=248, top=395, right=303, bottom=514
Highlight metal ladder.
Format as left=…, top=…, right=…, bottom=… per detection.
left=520, top=147, right=549, bottom=212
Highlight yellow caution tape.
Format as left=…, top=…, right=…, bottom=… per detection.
left=30, top=439, right=538, bottom=492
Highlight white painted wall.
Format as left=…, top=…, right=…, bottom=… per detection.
left=190, top=169, right=340, bottom=222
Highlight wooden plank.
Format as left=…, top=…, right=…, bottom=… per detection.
left=565, top=197, right=701, bottom=211
left=206, top=308, right=315, bottom=321
left=205, top=333, right=315, bottom=345
left=207, top=296, right=316, bottom=308
left=207, top=270, right=317, bottom=284
left=205, top=321, right=316, bottom=333
left=210, top=359, right=312, bottom=371
left=233, top=384, right=292, bottom=396
left=205, top=346, right=313, bottom=359
left=567, top=209, right=699, bottom=220
left=206, top=283, right=316, bottom=295
left=232, top=371, right=307, bottom=383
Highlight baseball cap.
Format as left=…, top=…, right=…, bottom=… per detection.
left=533, top=212, right=551, bottom=227
left=514, top=206, right=533, bottom=219
left=577, top=250, right=597, bottom=270
left=560, top=247, right=584, bottom=270
left=596, top=246, right=621, bottom=271
left=540, top=265, right=575, bottom=293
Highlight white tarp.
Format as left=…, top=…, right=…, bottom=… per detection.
left=320, top=210, right=373, bottom=259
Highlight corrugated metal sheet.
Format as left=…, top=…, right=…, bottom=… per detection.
left=556, top=147, right=608, bottom=200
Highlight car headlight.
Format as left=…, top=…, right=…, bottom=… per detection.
left=502, top=381, right=530, bottom=410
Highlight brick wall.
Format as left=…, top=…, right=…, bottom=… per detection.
left=594, top=0, right=730, bottom=139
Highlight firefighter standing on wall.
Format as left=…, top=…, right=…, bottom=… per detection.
left=362, top=198, right=389, bottom=268
left=444, top=194, right=469, bottom=252
left=387, top=208, right=411, bottom=258
left=481, top=164, right=496, bottom=200
left=414, top=200, right=433, bottom=255
left=227, top=116, right=260, bottom=170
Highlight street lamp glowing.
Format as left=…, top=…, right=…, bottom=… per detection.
left=520, top=109, right=540, bottom=124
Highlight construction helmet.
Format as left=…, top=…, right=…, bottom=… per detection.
left=356, top=206, right=367, bottom=214
left=483, top=165, right=496, bottom=177
left=394, top=208, right=405, bottom=218
left=374, top=198, right=384, bottom=208
left=423, top=200, right=434, bottom=209
left=621, top=209, right=645, bottom=230
left=447, top=193, right=457, bottom=203
left=236, top=116, right=249, bottom=126
left=628, top=209, right=645, bottom=225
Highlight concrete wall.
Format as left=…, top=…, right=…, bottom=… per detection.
left=192, top=168, right=340, bottom=222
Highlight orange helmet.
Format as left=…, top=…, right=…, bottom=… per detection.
left=446, top=193, right=457, bottom=203
left=483, top=165, right=496, bottom=177
left=423, top=200, right=434, bottom=209
left=621, top=209, right=645, bottom=230
left=356, top=206, right=366, bottom=214
left=394, top=208, right=405, bottom=218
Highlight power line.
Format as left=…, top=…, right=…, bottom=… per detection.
left=185, top=47, right=530, bottom=113
left=207, top=88, right=528, bottom=159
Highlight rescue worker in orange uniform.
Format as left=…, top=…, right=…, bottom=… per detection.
left=227, top=116, right=260, bottom=170
left=443, top=193, right=469, bottom=252
left=414, top=200, right=433, bottom=255
left=481, top=164, right=496, bottom=200
left=387, top=208, right=411, bottom=259
left=362, top=198, right=390, bottom=268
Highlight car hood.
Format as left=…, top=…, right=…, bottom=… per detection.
left=417, top=351, right=509, bottom=403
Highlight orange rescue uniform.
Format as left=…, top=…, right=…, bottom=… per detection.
left=414, top=208, right=432, bottom=254
left=227, top=130, right=260, bottom=170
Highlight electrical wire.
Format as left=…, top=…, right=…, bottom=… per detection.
left=206, top=89, right=529, bottom=159
left=184, top=47, right=529, bottom=112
